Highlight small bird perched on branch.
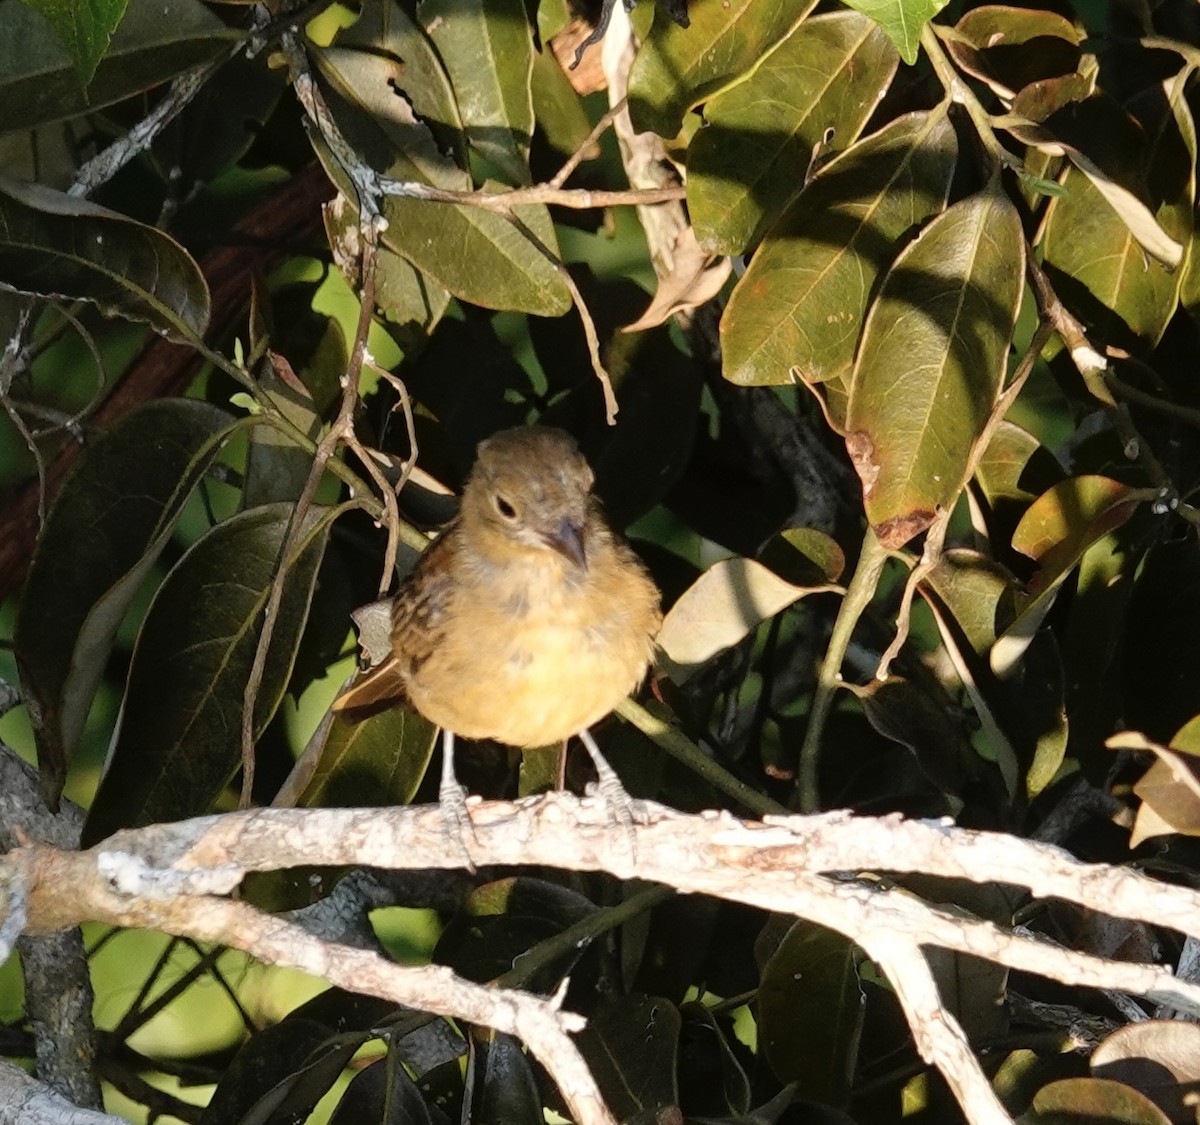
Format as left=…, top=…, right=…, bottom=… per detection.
left=334, top=425, right=662, bottom=837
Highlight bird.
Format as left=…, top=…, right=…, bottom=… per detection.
left=333, top=425, right=662, bottom=842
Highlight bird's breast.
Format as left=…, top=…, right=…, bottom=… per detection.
left=402, top=552, right=656, bottom=748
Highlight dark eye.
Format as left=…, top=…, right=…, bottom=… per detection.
left=494, top=494, right=517, bottom=520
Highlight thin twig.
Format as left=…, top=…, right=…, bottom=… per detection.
left=506, top=212, right=618, bottom=422
left=377, top=178, right=686, bottom=211
left=237, top=220, right=384, bottom=807
left=549, top=97, right=627, bottom=190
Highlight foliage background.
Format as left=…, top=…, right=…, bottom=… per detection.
left=4, top=0, right=1200, bottom=1120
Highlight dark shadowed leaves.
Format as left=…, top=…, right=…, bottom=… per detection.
left=15, top=400, right=235, bottom=805
left=0, top=0, right=235, bottom=130
left=84, top=504, right=333, bottom=843
left=575, top=995, right=681, bottom=1120
left=0, top=176, right=210, bottom=341
left=758, top=921, right=862, bottom=1105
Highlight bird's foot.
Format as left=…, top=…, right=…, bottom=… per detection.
left=578, top=730, right=645, bottom=857
left=439, top=776, right=479, bottom=872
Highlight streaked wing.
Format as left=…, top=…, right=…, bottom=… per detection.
left=390, top=527, right=459, bottom=680
left=332, top=524, right=459, bottom=715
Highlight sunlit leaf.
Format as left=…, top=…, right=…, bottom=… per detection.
left=657, top=557, right=833, bottom=683
left=841, top=0, right=949, bottom=64
left=0, top=175, right=210, bottom=341
left=688, top=10, right=898, bottom=255
left=83, top=504, right=334, bottom=843
left=1010, top=475, right=1143, bottom=592
left=974, top=420, right=1062, bottom=509
left=945, top=6, right=1081, bottom=101
left=1093, top=1020, right=1200, bottom=1109
left=314, top=45, right=570, bottom=316
left=1031, top=1077, right=1173, bottom=1124
left=15, top=400, right=235, bottom=805
left=628, top=0, right=817, bottom=139
left=846, top=179, right=1023, bottom=548
left=721, top=108, right=957, bottom=395
left=420, top=0, right=535, bottom=185
left=1040, top=72, right=1194, bottom=344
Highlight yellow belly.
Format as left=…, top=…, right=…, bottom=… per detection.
left=407, top=616, right=648, bottom=747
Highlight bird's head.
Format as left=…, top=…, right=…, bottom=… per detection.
left=460, top=426, right=595, bottom=571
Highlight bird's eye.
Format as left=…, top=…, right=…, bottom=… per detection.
left=494, top=494, right=518, bottom=520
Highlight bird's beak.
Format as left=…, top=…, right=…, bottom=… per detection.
left=545, top=518, right=587, bottom=571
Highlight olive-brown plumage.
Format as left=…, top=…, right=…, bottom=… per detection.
left=334, top=426, right=661, bottom=821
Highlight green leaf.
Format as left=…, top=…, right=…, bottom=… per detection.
left=18, top=0, right=129, bottom=88
left=846, top=178, right=1024, bottom=548
left=0, top=0, right=236, bottom=131
left=324, top=193, right=451, bottom=342
left=842, top=0, right=950, bottom=64
left=0, top=175, right=210, bottom=341
left=688, top=10, right=899, bottom=255
left=314, top=43, right=571, bottom=316
left=420, top=0, right=535, bottom=186
left=855, top=676, right=970, bottom=793
left=530, top=44, right=595, bottom=159
left=15, top=400, right=235, bottom=805
left=1010, top=475, right=1142, bottom=592
left=758, top=921, right=862, bottom=1102
left=944, top=6, right=1081, bottom=101
left=243, top=354, right=322, bottom=508
left=628, top=0, right=817, bottom=139
left=331, top=0, right=467, bottom=167
left=575, top=996, right=681, bottom=1120
left=436, top=877, right=598, bottom=987
left=1040, top=71, right=1195, bottom=346
left=720, top=108, right=956, bottom=395
left=1031, top=1078, right=1172, bottom=1125
left=469, top=1033, right=543, bottom=1122
left=83, top=504, right=334, bottom=844
left=300, top=708, right=438, bottom=808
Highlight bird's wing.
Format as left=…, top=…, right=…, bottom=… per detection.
left=329, top=652, right=408, bottom=714
left=389, top=528, right=459, bottom=680
left=331, top=526, right=460, bottom=716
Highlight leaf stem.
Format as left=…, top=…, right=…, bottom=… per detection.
left=799, top=530, right=889, bottom=812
